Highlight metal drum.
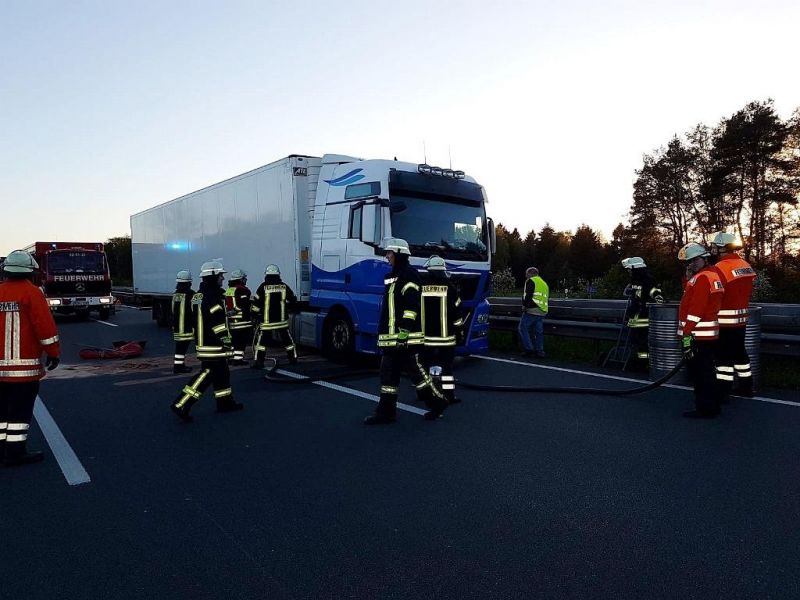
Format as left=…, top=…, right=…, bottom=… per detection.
left=647, top=304, right=762, bottom=391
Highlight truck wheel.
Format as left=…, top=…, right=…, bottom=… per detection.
left=98, top=307, right=111, bottom=320
left=323, top=312, right=355, bottom=362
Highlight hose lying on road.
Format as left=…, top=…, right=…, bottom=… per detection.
left=264, top=354, right=689, bottom=396
left=455, top=356, right=688, bottom=396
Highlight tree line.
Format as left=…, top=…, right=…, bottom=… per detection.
left=492, top=99, right=800, bottom=302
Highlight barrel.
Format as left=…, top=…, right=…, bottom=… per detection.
left=647, top=303, right=762, bottom=390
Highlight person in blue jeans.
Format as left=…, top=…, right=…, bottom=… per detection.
left=519, top=267, right=549, bottom=358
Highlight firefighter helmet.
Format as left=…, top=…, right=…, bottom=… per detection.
left=677, top=242, right=709, bottom=261
left=176, top=270, right=192, bottom=282
left=424, top=255, right=447, bottom=271
left=709, top=231, right=742, bottom=250
left=621, top=256, right=646, bottom=269
left=230, top=269, right=246, bottom=280
left=382, top=237, right=411, bottom=255
left=199, top=260, right=226, bottom=277
left=264, top=264, right=280, bottom=276
left=2, top=250, right=39, bottom=273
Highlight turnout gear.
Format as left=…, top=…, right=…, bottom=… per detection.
left=2, top=250, right=39, bottom=274
left=712, top=249, right=757, bottom=398
left=252, top=272, right=298, bottom=365
left=1, top=277, right=60, bottom=466
left=420, top=258, right=464, bottom=405
left=225, top=273, right=253, bottom=365
left=172, top=279, right=195, bottom=373
left=172, top=276, right=240, bottom=420
left=677, top=257, right=725, bottom=418
left=367, top=248, right=446, bottom=423
left=175, top=270, right=192, bottom=283
left=623, top=262, right=664, bottom=360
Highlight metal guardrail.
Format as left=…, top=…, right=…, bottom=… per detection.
left=489, top=298, right=800, bottom=357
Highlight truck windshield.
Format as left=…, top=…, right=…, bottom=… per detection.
left=47, top=251, right=106, bottom=273
left=390, top=195, right=488, bottom=261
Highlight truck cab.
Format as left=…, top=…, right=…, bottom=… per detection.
left=307, top=155, right=494, bottom=357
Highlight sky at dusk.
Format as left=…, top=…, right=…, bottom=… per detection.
left=2, top=0, right=799, bottom=252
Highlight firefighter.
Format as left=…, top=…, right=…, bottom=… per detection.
left=621, top=257, right=664, bottom=362
left=251, top=264, right=298, bottom=368
left=677, top=243, right=725, bottom=419
left=225, top=269, right=253, bottom=366
left=364, top=238, right=447, bottom=425
left=171, top=270, right=195, bottom=374
left=171, top=261, right=242, bottom=422
left=709, top=232, right=757, bottom=399
left=420, top=255, right=465, bottom=405
left=0, top=250, right=60, bottom=466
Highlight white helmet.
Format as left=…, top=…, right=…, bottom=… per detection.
left=382, top=237, right=411, bottom=255
left=621, top=256, right=646, bottom=269
left=199, top=260, right=226, bottom=277
left=264, top=264, right=280, bottom=276
left=3, top=250, right=39, bottom=273
left=709, top=231, right=742, bottom=250
left=678, top=242, right=709, bottom=261
left=424, top=255, right=447, bottom=271
left=229, top=269, right=247, bottom=280
left=176, top=270, right=192, bottom=282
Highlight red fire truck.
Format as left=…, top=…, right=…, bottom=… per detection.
left=23, top=242, right=115, bottom=320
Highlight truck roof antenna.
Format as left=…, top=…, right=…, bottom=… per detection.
left=423, top=140, right=427, bottom=165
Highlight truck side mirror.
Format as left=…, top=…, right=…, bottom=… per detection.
left=360, top=203, right=382, bottom=246
left=487, top=217, right=496, bottom=254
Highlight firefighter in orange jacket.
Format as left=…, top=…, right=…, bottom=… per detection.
left=677, top=243, right=725, bottom=419
left=709, top=232, right=757, bottom=399
left=0, top=251, right=60, bottom=466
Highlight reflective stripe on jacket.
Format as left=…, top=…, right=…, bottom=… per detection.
left=677, top=267, right=724, bottom=341
left=712, top=254, right=756, bottom=328
left=172, top=289, right=195, bottom=341
left=378, top=264, right=423, bottom=348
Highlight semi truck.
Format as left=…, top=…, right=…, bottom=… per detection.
left=23, top=241, right=115, bottom=319
left=130, top=153, right=495, bottom=359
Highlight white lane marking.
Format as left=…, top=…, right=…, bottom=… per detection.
left=275, top=369, right=427, bottom=415
left=91, top=319, right=119, bottom=327
left=33, top=396, right=91, bottom=486
left=475, top=355, right=800, bottom=408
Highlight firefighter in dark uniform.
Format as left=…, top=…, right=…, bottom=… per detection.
left=171, top=261, right=243, bottom=422
left=677, top=243, right=725, bottom=419
left=709, top=232, right=757, bottom=399
left=364, top=238, right=447, bottom=425
left=621, top=257, right=664, bottom=362
left=171, top=270, right=195, bottom=374
left=251, top=264, right=298, bottom=368
left=0, top=251, right=60, bottom=466
left=420, top=255, right=465, bottom=405
left=225, top=269, right=253, bottom=366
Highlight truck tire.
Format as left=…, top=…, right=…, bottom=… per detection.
left=323, top=311, right=355, bottom=362
left=98, top=307, right=111, bottom=320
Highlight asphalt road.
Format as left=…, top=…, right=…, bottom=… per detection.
left=2, top=306, right=799, bottom=599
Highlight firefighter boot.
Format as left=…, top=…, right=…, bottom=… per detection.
left=364, top=394, right=397, bottom=425
left=420, top=387, right=447, bottom=421
left=216, top=393, right=244, bottom=413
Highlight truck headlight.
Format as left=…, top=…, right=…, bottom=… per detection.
left=100, top=297, right=112, bottom=304
left=49, top=299, right=62, bottom=306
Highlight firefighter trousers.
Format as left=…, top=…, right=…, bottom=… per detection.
left=0, top=380, right=40, bottom=459
left=230, top=325, right=253, bottom=362
left=253, top=327, right=297, bottom=363
left=375, top=347, right=446, bottom=418
left=686, top=340, right=721, bottom=416
left=715, top=327, right=752, bottom=397
left=173, top=339, right=192, bottom=368
left=173, top=360, right=234, bottom=413
left=422, top=345, right=456, bottom=403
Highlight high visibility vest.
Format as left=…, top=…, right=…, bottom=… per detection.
left=713, top=254, right=756, bottom=328
left=523, top=276, right=549, bottom=314
left=224, top=285, right=253, bottom=330
left=677, top=267, right=724, bottom=341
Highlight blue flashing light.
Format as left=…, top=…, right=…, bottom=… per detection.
left=166, top=241, right=190, bottom=251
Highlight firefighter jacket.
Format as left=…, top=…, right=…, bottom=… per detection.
left=420, top=273, right=464, bottom=347
left=625, top=270, right=664, bottom=328
left=378, top=263, right=424, bottom=348
left=192, top=282, right=232, bottom=360
left=0, top=279, right=60, bottom=382
left=224, top=283, right=253, bottom=330
left=677, top=266, right=724, bottom=341
left=172, top=285, right=195, bottom=342
left=712, top=253, right=756, bottom=328
left=523, top=276, right=549, bottom=315
left=252, top=277, right=296, bottom=331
